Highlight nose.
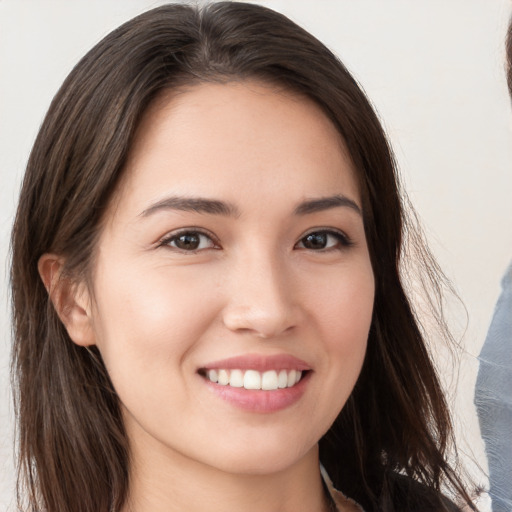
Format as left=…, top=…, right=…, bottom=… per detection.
left=222, top=251, right=301, bottom=339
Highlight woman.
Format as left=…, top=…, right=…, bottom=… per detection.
left=10, top=3, right=476, bottom=511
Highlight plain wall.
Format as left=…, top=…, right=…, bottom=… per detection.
left=1, top=1, right=511, bottom=510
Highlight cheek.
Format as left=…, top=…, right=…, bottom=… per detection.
left=90, top=262, right=222, bottom=376
left=308, top=262, right=374, bottom=345
left=304, top=261, right=374, bottom=399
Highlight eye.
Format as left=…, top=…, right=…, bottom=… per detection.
left=295, top=230, right=351, bottom=251
left=161, top=230, right=217, bottom=252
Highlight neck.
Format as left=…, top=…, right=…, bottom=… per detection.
left=122, top=432, right=331, bottom=512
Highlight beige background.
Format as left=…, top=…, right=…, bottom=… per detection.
left=1, top=1, right=512, bottom=510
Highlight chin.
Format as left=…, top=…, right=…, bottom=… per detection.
left=205, top=434, right=318, bottom=476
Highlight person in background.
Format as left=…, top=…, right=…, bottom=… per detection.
left=473, top=18, right=512, bottom=512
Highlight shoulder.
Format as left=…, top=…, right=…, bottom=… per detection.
left=385, top=472, right=462, bottom=512
left=324, top=466, right=462, bottom=512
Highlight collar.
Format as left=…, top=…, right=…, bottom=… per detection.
left=320, top=465, right=365, bottom=512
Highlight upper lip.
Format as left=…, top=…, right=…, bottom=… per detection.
left=201, top=353, right=311, bottom=372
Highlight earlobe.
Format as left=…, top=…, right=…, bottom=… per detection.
left=38, top=254, right=96, bottom=347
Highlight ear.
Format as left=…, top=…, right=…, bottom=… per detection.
left=38, top=253, right=96, bottom=347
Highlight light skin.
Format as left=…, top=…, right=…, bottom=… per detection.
left=40, top=81, right=375, bottom=512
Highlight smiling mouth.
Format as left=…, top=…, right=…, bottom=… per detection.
left=199, top=368, right=307, bottom=391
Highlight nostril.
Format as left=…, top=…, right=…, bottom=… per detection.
left=222, top=305, right=299, bottom=339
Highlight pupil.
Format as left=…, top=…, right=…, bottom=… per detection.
left=177, top=233, right=199, bottom=250
left=304, top=233, right=326, bottom=249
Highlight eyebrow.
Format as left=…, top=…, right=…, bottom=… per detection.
left=294, top=195, right=362, bottom=216
left=140, top=196, right=240, bottom=217
left=140, top=194, right=361, bottom=218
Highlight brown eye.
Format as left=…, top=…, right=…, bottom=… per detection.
left=296, top=230, right=351, bottom=251
left=165, top=231, right=216, bottom=251
left=302, top=232, right=328, bottom=250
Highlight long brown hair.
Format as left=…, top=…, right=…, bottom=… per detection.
left=11, top=3, right=475, bottom=511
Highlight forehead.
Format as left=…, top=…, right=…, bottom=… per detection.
left=113, top=80, right=360, bottom=216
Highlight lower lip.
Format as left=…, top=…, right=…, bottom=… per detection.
left=203, top=372, right=310, bottom=413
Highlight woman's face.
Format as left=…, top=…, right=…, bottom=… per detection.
left=86, top=81, right=374, bottom=475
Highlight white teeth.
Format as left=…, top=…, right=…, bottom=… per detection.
left=205, top=368, right=305, bottom=390
left=261, top=370, right=278, bottom=391
left=287, top=369, right=297, bottom=387
left=229, top=369, right=244, bottom=388
left=244, top=370, right=261, bottom=390
left=218, top=369, right=229, bottom=386
left=278, top=369, right=288, bottom=388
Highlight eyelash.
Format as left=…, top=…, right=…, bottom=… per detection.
left=295, top=229, right=353, bottom=251
left=159, top=229, right=220, bottom=252
left=158, top=228, right=353, bottom=253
